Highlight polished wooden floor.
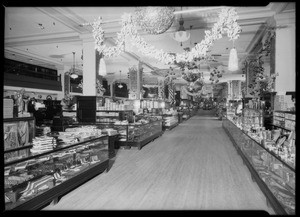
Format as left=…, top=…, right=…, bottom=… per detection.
left=44, top=110, right=274, bottom=213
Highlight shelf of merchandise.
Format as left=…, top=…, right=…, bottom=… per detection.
left=273, top=111, right=295, bottom=132
left=4, top=135, right=110, bottom=210
left=222, top=118, right=295, bottom=215
left=95, top=110, right=133, bottom=123
left=4, top=117, right=36, bottom=164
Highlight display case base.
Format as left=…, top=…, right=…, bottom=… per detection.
left=163, top=123, right=179, bottom=131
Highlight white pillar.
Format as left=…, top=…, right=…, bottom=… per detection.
left=81, top=34, right=97, bottom=96
left=274, top=11, right=295, bottom=94
left=137, top=61, right=143, bottom=99
left=57, top=66, right=65, bottom=100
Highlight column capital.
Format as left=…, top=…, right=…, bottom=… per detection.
left=80, top=33, right=95, bottom=43
left=274, top=11, right=295, bottom=26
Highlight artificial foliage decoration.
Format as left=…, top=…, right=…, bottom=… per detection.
left=133, top=7, right=175, bottom=35
left=96, top=79, right=106, bottom=96
left=182, top=71, right=201, bottom=82
left=209, top=66, right=225, bottom=84
left=62, top=94, right=76, bottom=108
left=261, top=28, right=276, bottom=56
left=78, top=80, right=83, bottom=90
left=164, top=67, right=177, bottom=85
left=245, top=28, right=276, bottom=97
left=257, top=72, right=278, bottom=95
left=85, top=7, right=241, bottom=65
left=247, top=55, right=264, bottom=96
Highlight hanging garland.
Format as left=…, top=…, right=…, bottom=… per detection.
left=86, top=7, right=241, bottom=65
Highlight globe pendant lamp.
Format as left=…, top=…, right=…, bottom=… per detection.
left=228, top=41, right=239, bottom=71
left=173, top=15, right=190, bottom=46
left=70, top=52, right=79, bottom=79
left=98, top=57, right=107, bottom=76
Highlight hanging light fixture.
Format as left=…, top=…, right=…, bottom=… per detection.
left=118, top=70, right=123, bottom=88
left=172, top=8, right=190, bottom=46
left=228, top=41, right=239, bottom=71
left=98, top=55, right=107, bottom=76
left=69, top=52, right=79, bottom=79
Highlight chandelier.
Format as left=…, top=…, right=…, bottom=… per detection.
left=133, top=7, right=175, bottom=35
left=228, top=41, right=239, bottom=71
left=172, top=14, right=190, bottom=46
left=69, top=52, right=78, bottom=79
left=98, top=56, right=107, bottom=76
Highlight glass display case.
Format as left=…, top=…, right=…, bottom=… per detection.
left=222, top=118, right=295, bottom=215
left=4, top=117, right=36, bottom=163
left=96, top=110, right=133, bottom=123
left=4, top=135, right=109, bottom=210
left=96, top=120, right=163, bottom=150
left=162, top=115, right=179, bottom=131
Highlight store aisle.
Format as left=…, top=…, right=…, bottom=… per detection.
left=44, top=113, right=274, bottom=213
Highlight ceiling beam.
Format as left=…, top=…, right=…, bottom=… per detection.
left=5, top=32, right=81, bottom=47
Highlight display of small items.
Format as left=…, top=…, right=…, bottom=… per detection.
left=227, top=109, right=295, bottom=168
left=4, top=139, right=108, bottom=210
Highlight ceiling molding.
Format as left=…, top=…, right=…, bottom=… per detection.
left=36, top=7, right=90, bottom=34
left=266, top=2, right=289, bottom=14
left=5, top=32, right=81, bottom=47
left=5, top=47, right=64, bottom=69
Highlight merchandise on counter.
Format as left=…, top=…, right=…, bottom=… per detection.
left=20, top=175, right=54, bottom=199
left=227, top=112, right=295, bottom=168
left=102, top=128, right=118, bottom=136
left=274, top=95, right=295, bottom=111
left=30, top=136, right=57, bottom=154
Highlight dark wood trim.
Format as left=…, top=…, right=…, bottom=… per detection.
left=4, top=73, right=62, bottom=91
left=4, top=145, right=33, bottom=154
left=3, top=117, right=35, bottom=122
left=163, top=123, right=179, bottom=131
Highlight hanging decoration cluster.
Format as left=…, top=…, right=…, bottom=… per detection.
left=86, top=7, right=241, bottom=65
left=133, top=7, right=175, bottom=35
left=209, top=66, right=225, bottom=84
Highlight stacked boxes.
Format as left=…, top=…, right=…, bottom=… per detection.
left=273, top=111, right=295, bottom=131
left=3, top=98, right=14, bottom=119
left=274, top=95, right=295, bottom=111
left=97, top=98, right=134, bottom=110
